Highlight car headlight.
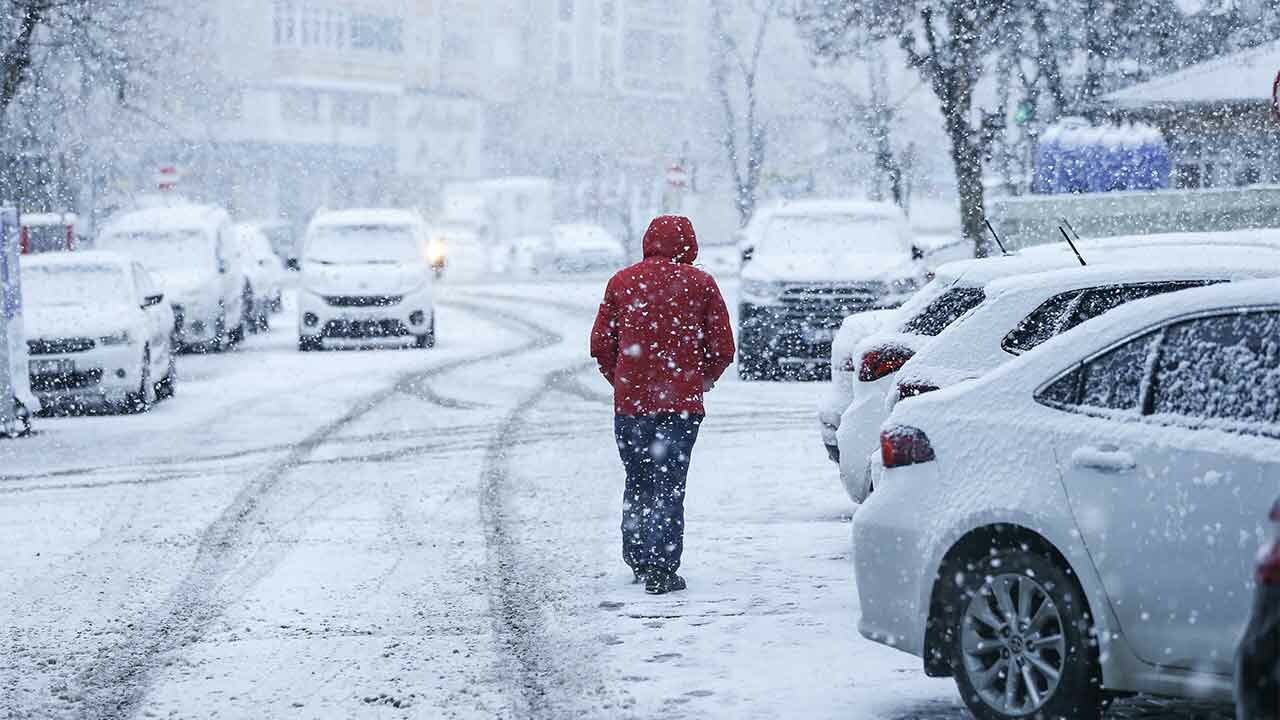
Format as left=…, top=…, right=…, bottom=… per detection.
left=99, top=331, right=132, bottom=346
left=424, top=237, right=447, bottom=266
left=742, top=279, right=784, bottom=303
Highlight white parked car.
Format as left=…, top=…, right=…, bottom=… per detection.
left=297, top=209, right=436, bottom=351
left=856, top=279, right=1279, bottom=720
left=738, top=200, right=927, bottom=380
left=543, top=223, right=626, bottom=273
left=97, top=205, right=246, bottom=352
left=833, top=241, right=1280, bottom=503
left=234, top=223, right=285, bottom=331
left=21, top=251, right=176, bottom=412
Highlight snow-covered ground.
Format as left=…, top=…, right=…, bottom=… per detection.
left=0, top=277, right=1235, bottom=719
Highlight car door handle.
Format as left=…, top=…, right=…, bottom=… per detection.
left=1071, top=446, right=1137, bottom=473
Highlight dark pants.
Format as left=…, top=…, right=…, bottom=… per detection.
left=615, top=414, right=703, bottom=574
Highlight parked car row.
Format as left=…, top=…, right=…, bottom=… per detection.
left=807, top=228, right=1280, bottom=718
left=18, top=204, right=289, bottom=414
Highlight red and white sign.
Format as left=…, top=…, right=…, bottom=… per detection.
left=666, top=164, right=689, bottom=189
left=156, top=166, right=182, bottom=192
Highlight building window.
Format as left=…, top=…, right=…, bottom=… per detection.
left=280, top=89, right=321, bottom=124
left=333, top=93, right=372, bottom=128
left=301, top=1, right=322, bottom=46
left=351, top=13, right=404, bottom=54
left=273, top=0, right=297, bottom=46
left=557, top=30, right=573, bottom=85
left=601, top=0, right=616, bottom=25
left=559, top=0, right=574, bottom=21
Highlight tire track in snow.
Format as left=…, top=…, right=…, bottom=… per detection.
left=51, top=300, right=568, bottom=720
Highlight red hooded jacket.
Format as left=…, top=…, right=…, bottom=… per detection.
left=590, top=216, right=736, bottom=416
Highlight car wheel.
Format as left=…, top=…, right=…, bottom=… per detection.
left=156, top=351, right=177, bottom=400
left=298, top=334, right=322, bottom=352
left=415, top=316, right=436, bottom=349
left=4, top=398, right=32, bottom=437
left=124, top=348, right=155, bottom=414
left=945, top=543, right=1102, bottom=720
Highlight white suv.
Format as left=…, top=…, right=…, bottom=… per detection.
left=856, top=279, right=1279, bottom=720
left=297, top=209, right=436, bottom=351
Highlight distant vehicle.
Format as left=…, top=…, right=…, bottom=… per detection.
left=19, top=212, right=80, bottom=254
left=234, top=223, right=285, bottom=331
left=21, top=251, right=176, bottom=413
left=297, top=209, right=436, bottom=351
left=542, top=223, right=625, bottom=272
left=838, top=247, right=1280, bottom=504
left=247, top=219, right=300, bottom=270
left=737, top=200, right=926, bottom=381
left=443, top=177, right=553, bottom=246
left=97, top=205, right=246, bottom=352
left=1236, top=497, right=1280, bottom=720
left=858, top=279, right=1279, bottom=720
left=428, top=221, right=487, bottom=280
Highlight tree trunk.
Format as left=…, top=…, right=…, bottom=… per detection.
left=943, top=102, right=991, bottom=258
left=0, top=1, right=46, bottom=123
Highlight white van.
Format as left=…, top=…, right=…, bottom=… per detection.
left=297, top=209, right=436, bottom=351
left=97, top=205, right=247, bottom=352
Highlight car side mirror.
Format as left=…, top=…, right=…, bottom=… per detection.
left=142, top=293, right=164, bottom=308
left=286, top=258, right=299, bottom=271
left=911, top=244, right=925, bottom=261
left=741, top=246, right=754, bottom=264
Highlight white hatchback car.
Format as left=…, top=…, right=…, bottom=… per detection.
left=22, top=251, right=176, bottom=412
left=297, top=209, right=436, bottom=351
left=856, top=279, right=1279, bottom=720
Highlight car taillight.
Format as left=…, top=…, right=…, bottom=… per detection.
left=1258, top=541, right=1280, bottom=586
left=897, top=382, right=939, bottom=399
left=859, top=345, right=914, bottom=382
left=880, top=425, right=935, bottom=468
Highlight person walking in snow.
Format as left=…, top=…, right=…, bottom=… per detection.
left=590, top=215, right=736, bottom=595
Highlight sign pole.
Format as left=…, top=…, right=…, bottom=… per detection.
left=0, top=206, right=34, bottom=438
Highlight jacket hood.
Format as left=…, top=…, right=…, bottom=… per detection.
left=642, top=215, right=698, bottom=264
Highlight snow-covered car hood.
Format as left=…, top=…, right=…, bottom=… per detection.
left=153, top=269, right=219, bottom=303
left=743, top=253, right=919, bottom=284
left=25, top=304, right=136, bottom=340
left=300, top=263, right=430, bottom=296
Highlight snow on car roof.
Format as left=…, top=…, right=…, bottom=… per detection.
left=981, top=247, right=1280, bottom=297
left=310, top=208, right=424, bottom=229
left=102, top=205, right=227, bottom=235
left=22, top=212, right=74, bottom=226
left=21, top=250, right=130, bottom=270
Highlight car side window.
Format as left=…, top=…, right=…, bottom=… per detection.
left=1035, top=330, right=1160, bottom=412
left=1001, top=290, right=1084, bottom=354
left=900, top=287, right=985, bottom=336
left=1150, top=311, right=1280, bottom=427
left=1059, top=281, right=1218, bottom=334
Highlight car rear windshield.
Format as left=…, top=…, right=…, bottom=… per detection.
left=900, top=287, right=986, bottom=336
left=23, top=224, right=71, bottom=253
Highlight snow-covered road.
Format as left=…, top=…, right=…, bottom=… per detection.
left=0, top=279, right=1235, bottom=719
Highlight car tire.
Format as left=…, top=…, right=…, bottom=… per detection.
left=4, top=398, right=32, bottom=437
left=156, top=352, right=177, bottom=400
left=415, top=316, right=436, bottom=349
left=943, top=541, right=1103, bottom=720
left=298, top=334, right=323, bottom=352
left=124, top=347, right=155, bottom=414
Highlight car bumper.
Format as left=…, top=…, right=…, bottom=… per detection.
left=852, top=463, right=940, bottom=658
left=1236, top=583, right=1280, bottom=717
left=835, top=379, right=894, bottom=502
left=29, top=345, right=143, bottom=403
left=171, top=301, right=225, bottom=345
left=298, top=289, right=434, bottom=343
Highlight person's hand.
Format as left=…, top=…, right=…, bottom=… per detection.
left=702, top=378, right=716, bottom=393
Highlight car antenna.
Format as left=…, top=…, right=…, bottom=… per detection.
left=983, top=218, right=1010, bottom=256
left=1058, top=226, right=1087, bottom=266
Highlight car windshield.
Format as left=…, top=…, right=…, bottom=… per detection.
left=22, top=264, right=130, bottom=308
left=760, top=215, right=901, bottom=256
left=306, top=225, right=421, bottom=265
left=100, top=229, right=212, bottom=272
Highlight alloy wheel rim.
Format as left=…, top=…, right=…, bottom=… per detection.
left=961, top=572, right=1067, bottom=716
